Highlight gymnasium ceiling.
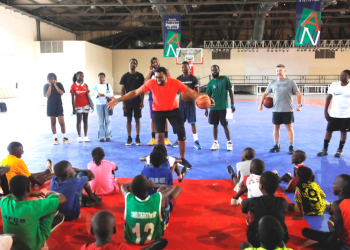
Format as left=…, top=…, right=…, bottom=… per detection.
left=3, top=0, right=350, bottom=49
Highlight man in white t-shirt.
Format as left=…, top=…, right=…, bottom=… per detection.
left=318, top=70, right=350, bottom=157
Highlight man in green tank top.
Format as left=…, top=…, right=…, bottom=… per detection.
left=121, top=175, right=181, bottom=245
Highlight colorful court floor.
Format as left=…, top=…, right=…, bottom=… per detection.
left=0, top=95, right=347, bottom=249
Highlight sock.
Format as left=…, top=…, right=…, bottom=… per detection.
left=290, top=142, right=294, bottom=146
left=165, top=131, right=168, bottom=138
left=324, top=139, right=330, bottom=150
left=275, top=141, right=280, bottom=147
left=53, top=134, right=57, bottom=139
left=214, top=140, right=218, bottom=144
left=151, top=132, right=156, bottom=139
left=227, top=140, right=232, bottom=144
left=136, top=135, right=140, bottom=139
left=339, top=141, right=346, bottom=151
left=193, top=133, right=198, bottom=141
left=62, top=133, right=66, bottom=138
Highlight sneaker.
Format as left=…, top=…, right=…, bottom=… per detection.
left=172, top=140, right=179, bottom=148
left=83, top=136, right=90, bottom=142
left=178, top=167, right=187, bottom=183
left=227, top=142, right=233, bottom=151
left=269, top=145, right=280, bottom=153
left=46, top=159, right=54, bottom=174
left=164, top=138, right=172, bottom=146
left=62, top=137, right=70, bottom=144
left=335, top=149, right=343, bottom=157
left=230, top=197, right=242, bottom=206
left=53, top=138, right=59, bottom=145
left=140, top=238, right=168, bottom=250
left=99, top=138, right=105, bottom=142
left=194, top=140, right=202, bottom=149
left=135, top=137, right=142, bottom=146
left=210, top=142, right=219, bottom=151
left=106, top=138, right=111, bottom=142
left=288, top=145, right=294, bottom=154
left=227, top=165, right=237, bottom=179
left=327, top=220, right=335, bottom=232
left=317, top=148, right=328, bottom=156
left=81, top=194, right=102, bottom=207
left=272, top=170, right=279, bottom=178
left=51, top=212, right=65, bottom=232
left=77, top=137, right=83, bottom=143
left=181, top=158, right=192, bottom=170
left=148, top=138, right=156, bottom=146
left=125, top=137, right=132, bottom=146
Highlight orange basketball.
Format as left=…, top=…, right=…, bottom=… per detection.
left=263, top=97, right=273, bottom=109
left=195, top=95, right=211, bottom=109
left=180, top=92, right=192, bottom=102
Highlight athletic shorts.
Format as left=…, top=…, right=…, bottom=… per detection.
left=272, top=112, right=294, bottom=125
left=209, top=110, right=228, bottom=126
left=153, top=108, right=185, bottom=136
left=47, top=107, right=64, bottom=117
left=326, top=117, right=350, bottom=132
left=75, top=105, right=90, bottom=114
left=124, top=102, right=142, bottom=119
left=179, top=107, right=196, bottom=124
left=149, top=101, right=153, bottom=119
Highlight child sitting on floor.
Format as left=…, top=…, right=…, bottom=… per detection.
left=50, top=161, right=102, bottom=221
left=227, top=147, right=255, bottom=193
left=302, top=174, right=350, bottom=250
left=231, top=159, right=265, bottom=206
left=273, top=150, right=307, bottom=192
left=288, top=166, right=327, bottom=220
left=242, top=171, right=289, bottom=247
left=87, top=147, right=119, bottom=195
left=0, top=175, right=67, bottom=250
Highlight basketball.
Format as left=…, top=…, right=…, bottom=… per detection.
left=195, top=95, right=211, bottom=109
left=181, top=92, right=193, bottom=102
left=263, top=97, right=273, bottom=108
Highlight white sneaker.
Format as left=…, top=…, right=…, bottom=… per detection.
left=84, top=136, right=90, bottom=142
left=77, top=137, right=83, bottom=143
left=227, top=142, right=233, bottom=151
left=230, top=197, right=242, bottom=206
left=210, top=142, right=219, bottom=151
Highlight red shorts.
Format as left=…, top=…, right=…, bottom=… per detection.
left=286, top=177, right=297, bottom=192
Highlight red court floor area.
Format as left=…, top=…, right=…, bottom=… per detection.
left=0, top=178, right=317, bottom=250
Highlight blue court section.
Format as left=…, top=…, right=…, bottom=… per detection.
left=1, top=98, right=348, bottom=232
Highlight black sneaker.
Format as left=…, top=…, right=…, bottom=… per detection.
left=269, top=145, right=280, bottom=153
left=181, top=158, right=192, bottom=170
left=141, top=238, right=168, bottom=250
left=99, top=138, right=105, bottom=142
left=335, top=149, right=343, bottom=157
left=81, top=194, right=102, bottom=207
left=51, top=212, right=65, bottom=232
left=179, top=167, right=187, bottom=183
left=135, top=137, right=142, bottom=146
left=317, top=148, right=328, bottom=156
left=227, top=165, right=237, bottom=179
left=125, top=137, right=132, bottom=146
left=288, top=145, right=294, bottom=155
left=106, top=138, right=111, bottom=142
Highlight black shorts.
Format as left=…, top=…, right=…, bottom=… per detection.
left=326, top=117, right=350, bottom=132
left=179, top=107, right=196, bottom=124
left=209, top=110, right=228, bottom=126
left=124, top=102, right=142, bottom=119
left=153, top=109, right=185, bottom=139
left=47, top=107, right=64, bottom=117
left=272, top=112, right=294, bottom=125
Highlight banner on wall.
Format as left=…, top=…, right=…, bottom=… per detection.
left=163, top=14, right=181, bottom=57
left=295, top=0, right=321, bottom=46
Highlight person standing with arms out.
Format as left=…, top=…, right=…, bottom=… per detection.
left=205, top=65, right=235, bottom=151
left=144, top=57, right=172, bottom=146
left=173, top=61, right=202, bottom=149
left=259, top=64, right=302, bottom=154
left=317, top=70, right=350, bottom=157
left=43, top=73, right=70, bottom=145
left=70, top=71, right=93, bottom=142
left=93, top=73, right=114, bottom=142
left=120, top=59, right=145, bottom=146
left=107, top=67, right=215, bottom=170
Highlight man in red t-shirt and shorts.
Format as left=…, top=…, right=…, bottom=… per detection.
left=107, top=67, right=214, bottom=169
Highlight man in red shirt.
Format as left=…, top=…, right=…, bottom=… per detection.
left=107, top=67, right=214, bottom=169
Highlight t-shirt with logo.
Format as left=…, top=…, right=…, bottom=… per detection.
left=141, top=167, right=173, bottom=195
left=70, top=82, right=90, bottom=108
left=266, top=78, right=299, bottom=112
left=294, top=181, right=326, bottom=215
left=43, top=82, right=65, bottom=115
left=0, top=194, right=59, bottom=250
left=93, top=83, right=114, bottom=105
left=206, top=76, right=232, bottom=110
left=120, top=72, right=145, bottom=104
left=177, top=74, right=199, bottom=108
left=243, top=174, right=263, bottom=198
left=328, top=81, right=350, bottom=118
left=0, top=155, right=31, bottom=185
left=141, top=78, right=187, bottom=111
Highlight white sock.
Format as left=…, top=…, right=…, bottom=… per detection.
left=214, top=140, right=218, bottom=144
left=62, top=133, right=66, bottom=138
left=227, top=140, right=232, bottom=144
left=53, top=134, right=57, bottom=139
left=193, top=134, right=198, bottom=141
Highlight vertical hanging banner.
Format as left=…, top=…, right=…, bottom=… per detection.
left=163, top=14, right=181, bottom=57
left=295, top=0, right=321, bottom=46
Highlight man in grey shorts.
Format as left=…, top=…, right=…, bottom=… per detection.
left=258, top=64, right=302, bottom=154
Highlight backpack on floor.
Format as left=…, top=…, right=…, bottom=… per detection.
left=0, top=102, right=7, bottom=112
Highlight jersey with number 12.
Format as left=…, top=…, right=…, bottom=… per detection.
left=124, top=192, right=164, bottom=244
